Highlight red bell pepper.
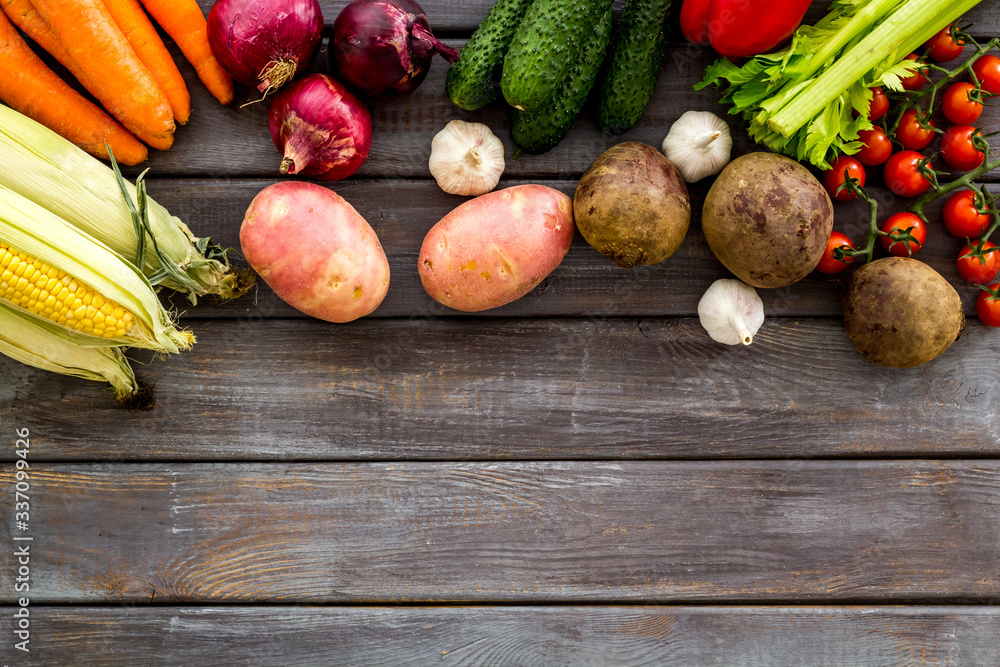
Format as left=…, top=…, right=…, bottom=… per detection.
left=680, top=0, right=812, bottom=58
left=680, top=0, right=712, bottom=46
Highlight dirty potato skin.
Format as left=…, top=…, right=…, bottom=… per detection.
left=418, top=184, right=575, bottom=312
left=574, top=142, right=691, bottom=268
left=702, top=152, right=834, bottom=288
left=844, top=257, right=965, bottom=368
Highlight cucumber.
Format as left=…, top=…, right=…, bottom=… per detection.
left=446, top=0, right=536, bottom=111
left=501, top=0, right=613, bottom=113
left=597, top=0, right=674, bottom=135
left=510, top=6, right=613, bottom=154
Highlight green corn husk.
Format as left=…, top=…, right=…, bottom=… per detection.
left=0, top=184, right=194, bottom=353
left=0, top=104, right=251, bottom=304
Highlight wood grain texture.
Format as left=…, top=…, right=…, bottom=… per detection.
left=2, top=318, right=998, bottom=461
left=2, top=461, right=999, bottom=603
left=3, top=606, right=1000, bottom=666
left=129, top=39, right=1000, bottom=182
left=149, top=178, right=994, bottom=320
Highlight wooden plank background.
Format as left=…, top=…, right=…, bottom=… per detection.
left=6, top=607, right=1000, bottom=666
left=3, top=0, right=1000, bottom=663
left=2, top=461, right=999, bottom=603
left=3, top=318, right=999, bottom=461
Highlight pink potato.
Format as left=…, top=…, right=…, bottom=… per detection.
left=418, top=184, right=575, bottom=312
left=240, top=182, right=390, bottom=323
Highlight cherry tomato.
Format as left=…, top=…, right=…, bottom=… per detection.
left=943, top=189, right=990, bottom=238
left=816, top=231, right=855, bottom=274
left=941, top=125, right=986, bottom=171
left=822, top=156, right=866, bottom=202
left=895, top=108, right=936, bottom=150
left=880, top=213, right=927, bottom=256
left=883, top=151, right=932, bottom=198
left=855, top=127, right=892, bottom=166
left=925, top=23, right=966, bottom=62
left=976, top=285, right=1000, bottom=326
left=971, top=54, right=1000, bottom=95
left=900, top=54, right=928, bottom=91
left=868, top=87, right=889, bottom=121
left=957, top=241, right=999, bottom=284
left=942, top=82, right=983, bottom=124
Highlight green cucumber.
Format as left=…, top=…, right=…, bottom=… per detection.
left=510, top=6, right=613, bottom=154
left=446, top=0, right=536, bottom=111
left=597, top=0, right=674, bottom=135
left=501, top=0, right=613, bottom=113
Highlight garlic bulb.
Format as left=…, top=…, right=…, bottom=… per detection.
left=429, top=120, right=505, bottom=196
left=661, top=111, right=733, bottom=182
left=698, top=279, right=765, bottom=346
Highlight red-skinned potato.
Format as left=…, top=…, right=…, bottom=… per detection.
left=418, top=184, right=575, bottom=312
left=240, top=182, right=390, bottom=323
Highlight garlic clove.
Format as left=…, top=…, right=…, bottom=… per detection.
left=429, top=120, right=505, bottom=196
left=697, top=279, right=765, bottom=346
left=661, top=110, right=733, bottom=183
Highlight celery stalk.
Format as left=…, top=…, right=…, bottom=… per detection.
left=796, top=0, right=903, bottom=83
left=768, top=0, right=981, bottom=137
left=897, top=3, right=972, bottom=56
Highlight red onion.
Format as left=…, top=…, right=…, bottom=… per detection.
left=331, top=0, right=459, bottom=98
left=268, top=74, right=373, bottom=181
left=207, top=0, right=323, bottom=95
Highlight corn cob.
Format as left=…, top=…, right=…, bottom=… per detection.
left=0, top=184, right=193, bottom=353
left=0, top=104, right=251, bottom=303
left=1, top=240, right=136, bottom=339
left=0, top=300, right=140, bottom=402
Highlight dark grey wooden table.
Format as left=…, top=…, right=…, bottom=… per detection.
left=3, top=1, right=1000, bottom=664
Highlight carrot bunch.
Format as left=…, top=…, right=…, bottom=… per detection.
left=0, top=0, right=234, bottom=165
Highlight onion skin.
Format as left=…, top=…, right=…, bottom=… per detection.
left=268, top=74, right=372, bottom=181
left=207, top=0, right=323, bottom=94
left=331, top=0, right=459, bottom=98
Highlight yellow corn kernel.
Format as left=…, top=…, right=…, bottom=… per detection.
left=0, top=241, right=137, bottom=339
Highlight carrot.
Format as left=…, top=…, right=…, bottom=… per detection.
left=138, top=0, right=234, bottom=106
left=1, top=0, right=98, bottom=89
left=102, top=0, right=191, bottom=124
left=0, top=10, right=147, bottom=164
left=29, top=0, right=175, bottom=150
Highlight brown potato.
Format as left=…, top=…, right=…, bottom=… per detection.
left=844, top=257, right=965, bottom=368
left=574, top=142, right=690, bottom=268
left=702, top=152, right=833, bottom=288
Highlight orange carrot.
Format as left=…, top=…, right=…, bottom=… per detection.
left=0, top=10, right=147, bottom=164
left=1, top=0, right=181, bottom=130
left=138, top=0, right=234, bottom=106
left=102, top=0, right=191, bottom=124
left=29, top=0, right=175, bottom=150
left=1, top=0, right=100, bottom=89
